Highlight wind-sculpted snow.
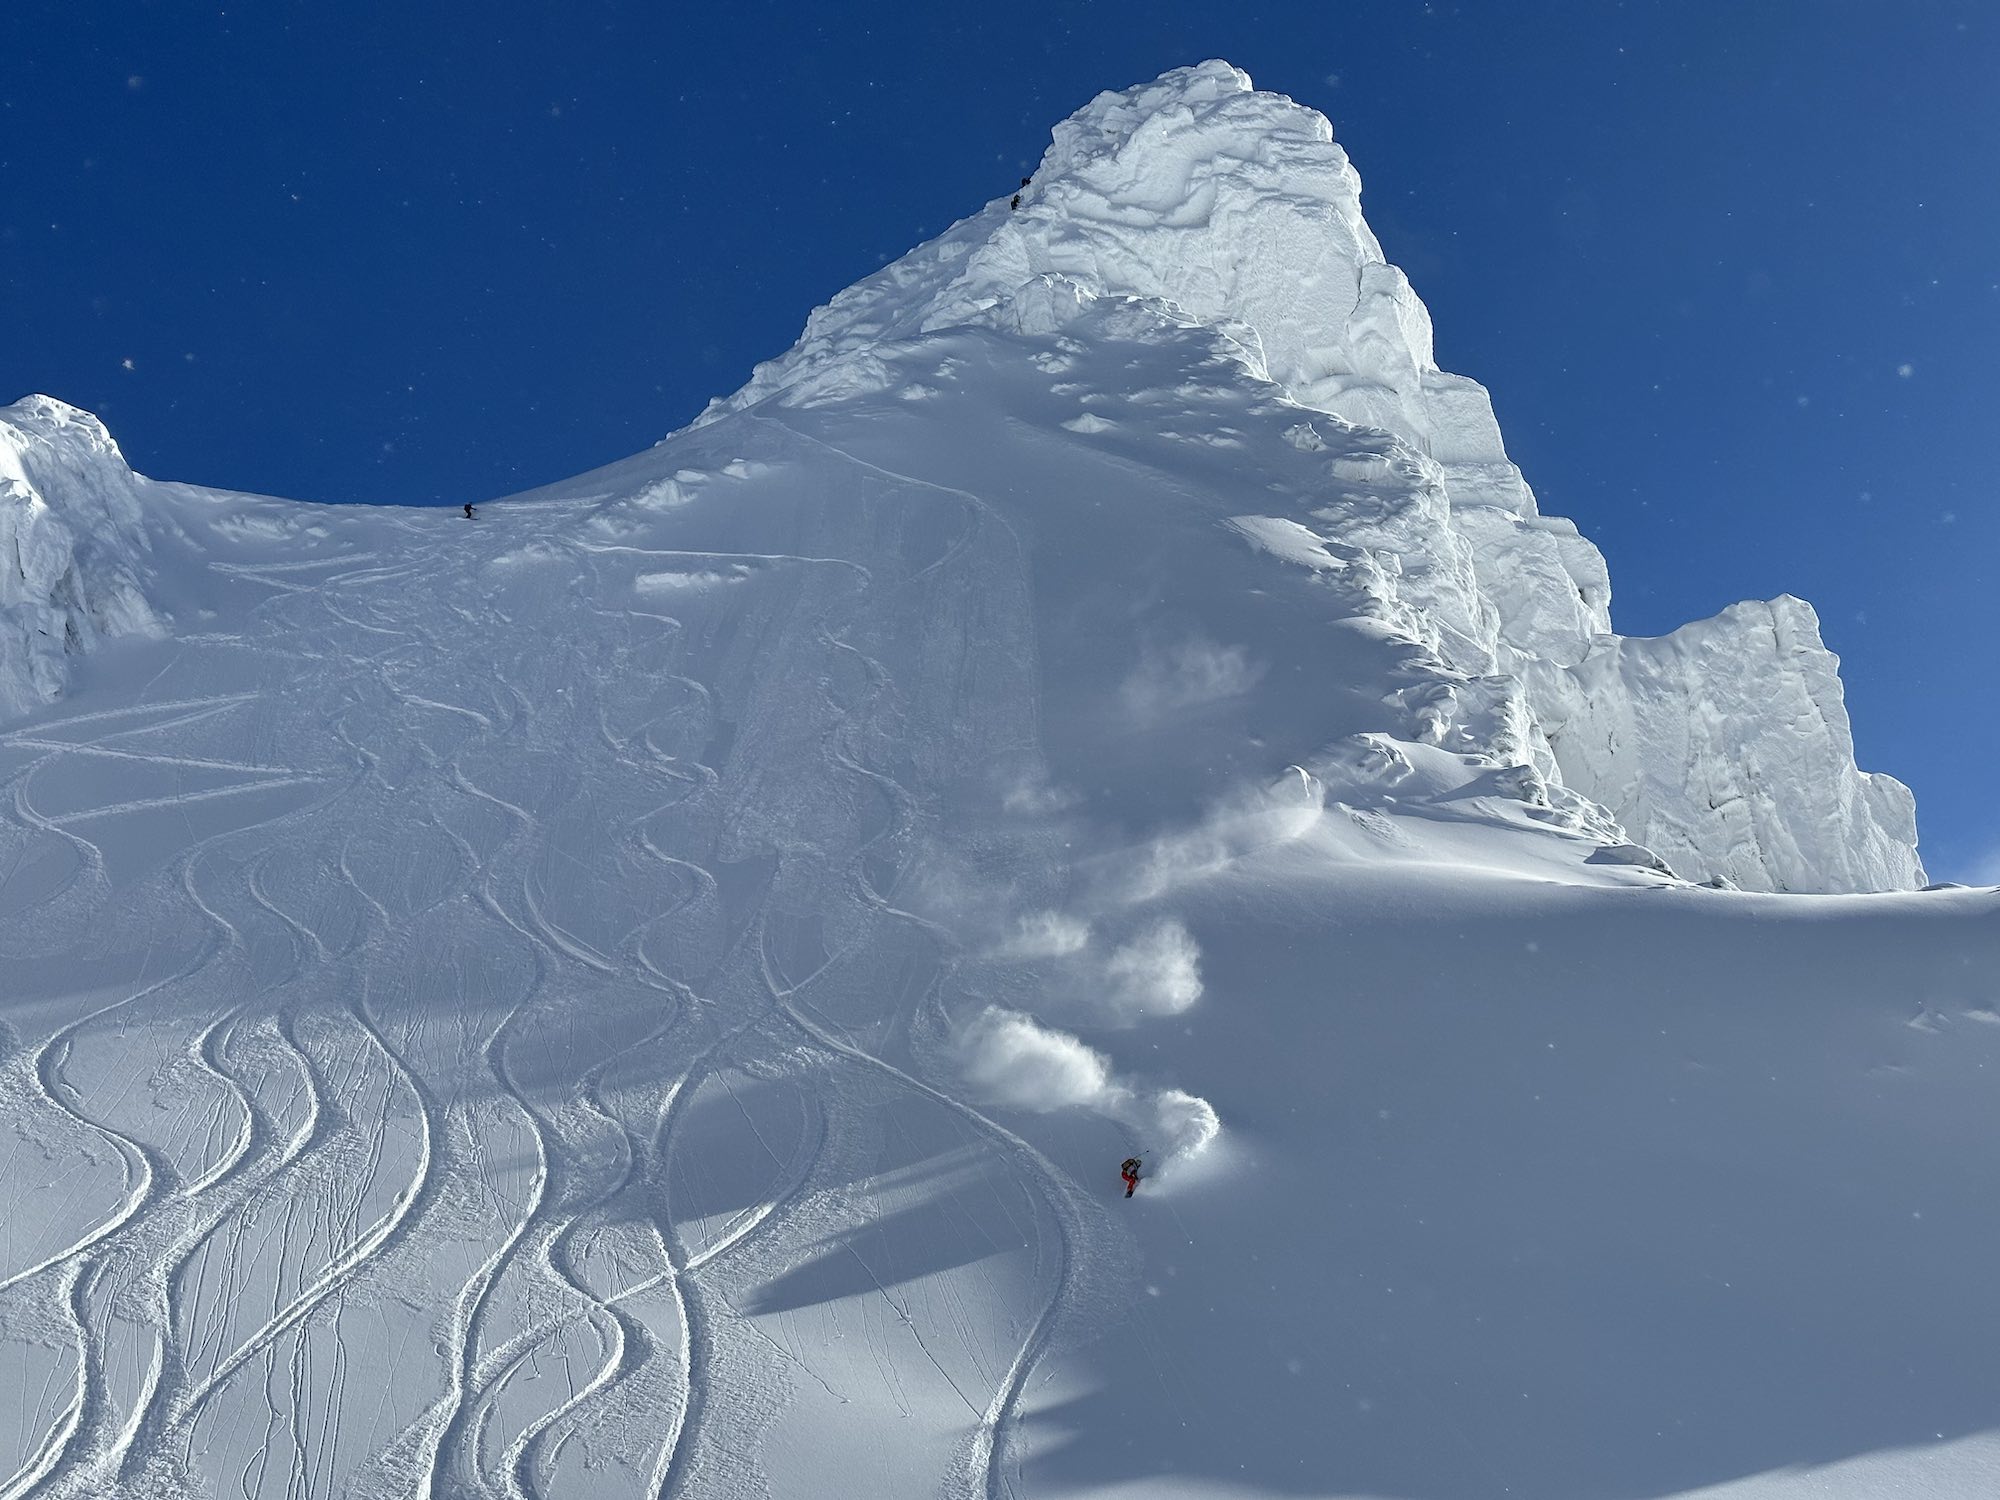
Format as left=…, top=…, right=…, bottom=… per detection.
left=704, top=60, right=1920, bottom=891
left=0, top=397, right=164, bottom=719
left=705, top=61, right=1522, bottom=506
left=1527, top=596, right=1925, bottom=892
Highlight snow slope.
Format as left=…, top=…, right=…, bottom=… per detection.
left=1, top=62, right=1989, bottom=1500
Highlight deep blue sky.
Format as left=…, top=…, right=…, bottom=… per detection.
left=5, top=2, right=1996, bottom=879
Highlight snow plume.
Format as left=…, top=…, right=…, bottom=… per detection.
left=994, top=910, right=1092, bottom=959
left=960, top=1006, right=1114, bottom=1110
left=958, top=1006, right=1220, bottom=1165
left=1141, top=1088, right=1224, bottom=1163
left=1111, top=766, right=1328, bottom=905
left=1104, top=918, right=1204, bottom=1017
left=999, top=769, right=1080, bottom=816
left=988, top=911, right=1205, bottom=1022
left=1118, top=636, right=1264, bottom=721
left=962, top=905, right=1219, bottom=1160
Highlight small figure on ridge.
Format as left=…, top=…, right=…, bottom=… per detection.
left=463, top=503, right=475, bottom=520
left=1010, top=175, right=1030, bottom=211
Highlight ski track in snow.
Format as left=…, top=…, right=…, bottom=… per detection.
left=0, top=438, right=1090, bottom=1500
left=745, top=413, right=1089, bottom=1500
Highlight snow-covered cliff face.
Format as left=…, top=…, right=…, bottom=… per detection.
left=0, top=395, right=164, bottom=718
left=713, top=61, right=1922, bottom=893
left=1528, top=597, right=1924, bottom=892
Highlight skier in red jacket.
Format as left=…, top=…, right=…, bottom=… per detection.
left=1120, top=1157, right=1142, bottom=1198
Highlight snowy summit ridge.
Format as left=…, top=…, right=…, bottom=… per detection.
left=0, top=62, right=1922, bottom=899
left=719, top=61, right=1524, bottom=507
left=711, top=60, right=1921, bottom=892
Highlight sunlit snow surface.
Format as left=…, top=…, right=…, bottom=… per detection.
left=699, top=62, right=1920, bottom=896
left=3, top=336, right=1998, bottom=1500
left=2, top=60, right=1992, bottom=1500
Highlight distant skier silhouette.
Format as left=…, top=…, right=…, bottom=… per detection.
left=1120, top=1157, right=1142, bottom=1198
left=463, top=503, right=475, bottom=519
left=1010, top=175, right=1030, bottom=211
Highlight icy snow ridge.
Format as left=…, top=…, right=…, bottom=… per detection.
left=1529, top=596, right=1924, bottom=892
left=713, top=60, right=1921, bottom=892
left=0, top=396, right=164, bottom=718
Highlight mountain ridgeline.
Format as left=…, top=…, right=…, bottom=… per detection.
left=5, top=61, right=1919, bottom=893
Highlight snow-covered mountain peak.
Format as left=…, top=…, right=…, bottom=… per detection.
left=955, top=61, right=1394, bottom=387
left=736, top=58, right=1378, bottom=378
left=695, top=62, right=1923, bottom=893
left=2, top=392, right=128, bottom=463
left=711, top=63, right=1520, bottom=510
left=0, top=70, right=1925, bottom=909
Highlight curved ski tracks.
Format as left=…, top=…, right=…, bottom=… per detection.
left=0, top=417, right=1101, bottom=1499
